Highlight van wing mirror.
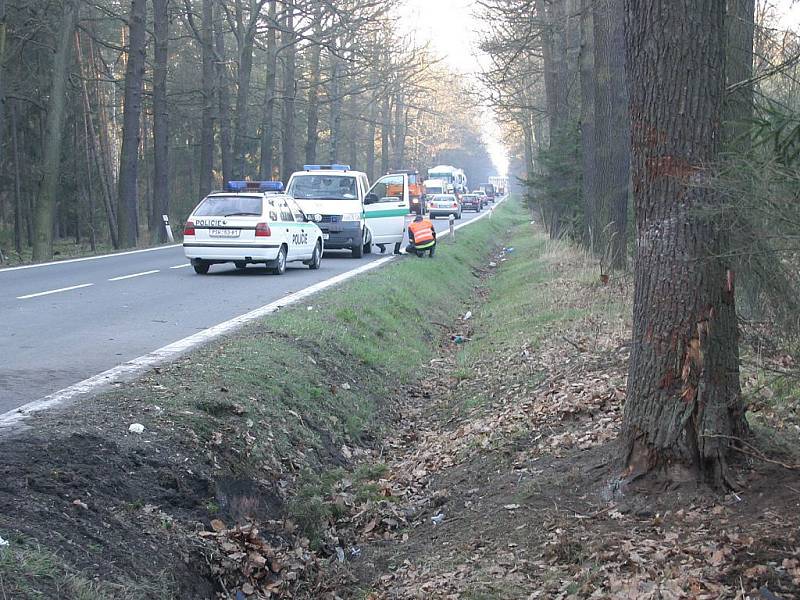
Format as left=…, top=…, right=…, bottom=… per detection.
left=364, top=193, right=379, bottom=204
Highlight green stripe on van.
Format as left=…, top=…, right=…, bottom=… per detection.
left=364, top=208, right=409, bottom=219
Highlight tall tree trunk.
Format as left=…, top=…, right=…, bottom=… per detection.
left=304, top=37, right=322, bottom=165
left=232, top=2, right=262, bottom=178
left=151, top=0, right=170, bottom=242
left=0, top=0, right=7, bottom=172
left=117, top=0, right=147, bottom=248
left=621, top=0, right=745, bottom=488
left=594, top=0, right=630, bottom=269
left=259, top=0, right=277, bottom=179
left=280, top=7, right=296, bottom=178
left=33, top=0, right=77, bottom=260
left=329, top=58, right=342, bottom=163
left=11, top=99, right=21, bottom=253
left=214, top=1, right=232, bottom=183
left=366, top=94, right=377, bottom=181
left=393, top=91, right=405, bottom=168
left=724, top=0, right=755, bottom=152
left=579, top=0, right=598, bottom=252
left=198, top=0, right=215, bottom=197
left=380, top=94, right=391, bottom=175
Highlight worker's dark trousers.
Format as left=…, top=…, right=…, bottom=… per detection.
left=406, top=241, right=435, bottom=257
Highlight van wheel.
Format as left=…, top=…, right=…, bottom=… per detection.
left=234, top=261, right=246, bottom=270
left=308, top=241, right=322, bottom=270
left=271, top=245, right=287, bottom=275
left=193, top=261, right=210, bottom=275
left=351, top=231, right=364, bottom=258
left=363, top=234, right=372, bottom=255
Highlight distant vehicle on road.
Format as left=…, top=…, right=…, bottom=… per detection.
left=183, top=181, right=324, bottom=275
left=460, top=193, right=482, bottom=212
left=286, top=164, right=409, bottom=257
left=478, top=183, right=496, bottom=200
left=427, top=194, right=462, bottom=220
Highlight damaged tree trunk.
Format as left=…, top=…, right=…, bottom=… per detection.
left=621, top=1, right=747, bottom=489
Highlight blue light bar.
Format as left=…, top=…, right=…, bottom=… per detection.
left=303, top=164, right=350, bottom=172
left=225, top=180, right=284, bottom=192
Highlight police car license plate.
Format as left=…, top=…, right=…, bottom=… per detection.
left=209, top=229, right=240, bottom=238
left=322, top=234, right=329, bottom=240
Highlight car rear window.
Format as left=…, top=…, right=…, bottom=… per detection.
left=194, top=195, right=262, bottom=217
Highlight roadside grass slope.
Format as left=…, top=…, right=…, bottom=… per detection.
left=0, top=199, right=526, bottom=599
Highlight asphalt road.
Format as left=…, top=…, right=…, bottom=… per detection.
left=0, top=207, right=491, bottom=413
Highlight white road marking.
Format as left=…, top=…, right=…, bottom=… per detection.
left=108, top=269, right=160, bottom=281
left=0, top=196, right=508, bottom=431
left=0, top=244, right=181, bottom=273
left=16, top=283, right=94, bottom=300
left=170, top=264, right=190, bottom=269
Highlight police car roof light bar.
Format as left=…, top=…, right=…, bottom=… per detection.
left=303, top=164, right=350, bottom=172
left=225, top=180, right=284, bottom=192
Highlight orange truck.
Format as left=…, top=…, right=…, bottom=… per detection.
left=388, top=170, right=426, bottom=215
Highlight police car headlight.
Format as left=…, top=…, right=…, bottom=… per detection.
left=342, top=213, right=362, bottom=222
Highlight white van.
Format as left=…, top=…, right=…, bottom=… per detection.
left=286, top=165, right=411, bottom=257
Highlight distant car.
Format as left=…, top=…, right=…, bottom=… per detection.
left=183, top=181, right=324, bottom=275
left=427, top=194, right=462, bottom=220
left=460, top=193, right=482, bottom=212
left=473, top=192, right=489, bottom=208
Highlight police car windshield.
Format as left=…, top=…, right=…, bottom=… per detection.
left=287, top=175, right=358, bottom=200
left=194, top=195, right=262, bottom=217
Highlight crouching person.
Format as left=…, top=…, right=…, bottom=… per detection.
left=406, top=214, right=437, bottom=257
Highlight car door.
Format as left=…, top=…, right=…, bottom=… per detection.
left=288, top=197, right=314, bottom=258
left=363, top=173, right=410, bottom=244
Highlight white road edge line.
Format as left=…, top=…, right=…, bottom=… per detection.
left=108, top=269, right=160, bottom=281
left=0, top=195, right=507, bottom=430
left=170, top=264, right=190, bottom=269
left=0, top=244, right=181, bottom=274
left=16, top=283, right=94, bottom=300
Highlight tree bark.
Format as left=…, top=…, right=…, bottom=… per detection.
left=231, top=1, right=265, bottom=178
left=33, top=0, right=78, bottom=260
left=0, top=0, right=7, bottom=173
left=280, top=6, right=296, bottom=179
left=380, top=93, right=390, bottom=175
left=214, top=0, right=232, bottom=183
left=723, top=0, right=755, bottom=152
left=10, top=99, right=21, bottom=253
left=151, top=0, right=170, bottom=242
left=197, top=0, right=215, bottom=197
left=366, top=93, right=377, bottom=181
left=621, top=0, right=746, bottom=489
left=579, top=0, right=598, bottom=252
left=329, top=58, right=342, bottom=163
left=259, top=0, right=277, bottom=179
left=594, top=0, right=630, bottom=269
left=116, top=0, right=147, bottom=248
left=304, top=24, right=322, bottom=165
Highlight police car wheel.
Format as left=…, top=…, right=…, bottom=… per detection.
left=193, top=261, right=210, bottom=275
left=308, top=241, right=322, bottom=270
left=272, top=246, right=287, bottom=275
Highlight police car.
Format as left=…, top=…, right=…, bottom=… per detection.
left=183, top=181, right=324, bottom=275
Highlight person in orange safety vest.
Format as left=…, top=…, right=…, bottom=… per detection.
left=406, top=214, right=437, bottom=257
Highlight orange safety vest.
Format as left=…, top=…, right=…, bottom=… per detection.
left=408, top=220, right=435, bottom=245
